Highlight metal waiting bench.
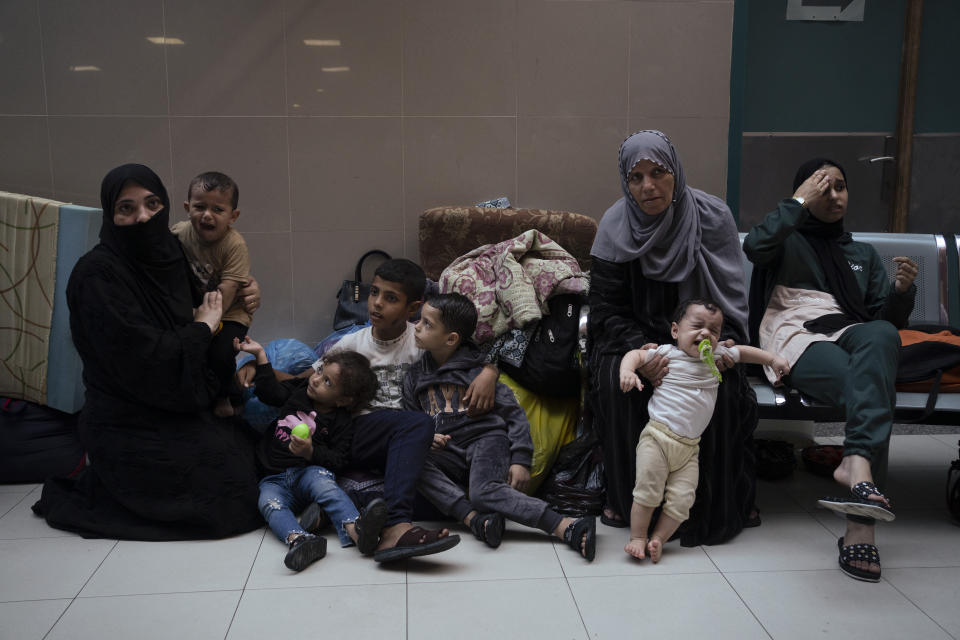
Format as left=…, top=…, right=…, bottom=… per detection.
left=740, top=232, right=960, bottom=426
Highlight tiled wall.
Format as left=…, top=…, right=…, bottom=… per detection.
left=0, top=0, right=734, bottom=345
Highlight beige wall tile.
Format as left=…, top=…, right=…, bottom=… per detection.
left=291, top=230, right=408, bottom=345
left=629, top=1, right=733, bottom=119
left=39, top=0, right=166, bottom=115
left=51, top=190, right=100, bottom=209
left=243, top=232, right=294, bottom=342
left=3, top=1, right=740, bottom=344
left=165, top=0, right=285, bottom=116
left=0, top=0, right=46, bottom=114
left=48, top=116, right=172, bottom=201
left=0, top=117, right=52, bottom=195
left=288, top=117, right=402, bottom=232
left=517, top=1, right=629, bottom=117
left=170, top=117, right=290, bottom=233
left=284, top=0, right=402, bottom=116
left=629, top=116, right=729, bottom=199
left=402, top=116, right=517, bottom=258
left=403, top=0, right=517, bottom=116
left=517, top=116, right=630, bottom=220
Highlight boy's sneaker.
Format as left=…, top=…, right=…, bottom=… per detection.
left=284, top=533, right=327, bottom=572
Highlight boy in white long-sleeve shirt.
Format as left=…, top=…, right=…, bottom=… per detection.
left=619, top=298, right=790, bottom=562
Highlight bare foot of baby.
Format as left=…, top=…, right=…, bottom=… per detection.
left=647, top=538, right=662, bottom=563
left=625, top=537, right=647, bottom=560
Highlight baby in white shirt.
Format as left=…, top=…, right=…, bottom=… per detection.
left=619, top=299, right=790, bottom=563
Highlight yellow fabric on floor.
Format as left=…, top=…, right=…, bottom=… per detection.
left=499, top=372, right=578, bottom=495
left=0, top=191, right=61, bottom=405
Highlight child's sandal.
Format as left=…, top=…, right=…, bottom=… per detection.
left=469, top=512, right=505, bottom=549
left=562, top=517, right=596, bottom=561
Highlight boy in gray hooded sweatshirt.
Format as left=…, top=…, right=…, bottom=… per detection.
left=404, top=293, right=596, bottom=561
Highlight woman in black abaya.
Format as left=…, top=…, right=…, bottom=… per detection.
left=588, top=131, right=759, bottom=546
left=33, top=164, right=262, bottom=540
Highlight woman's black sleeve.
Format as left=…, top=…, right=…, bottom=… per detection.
left=588, top=257, right=652, bottom=357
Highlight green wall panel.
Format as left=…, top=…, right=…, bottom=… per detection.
left=744, top=1, right=906, bottom=132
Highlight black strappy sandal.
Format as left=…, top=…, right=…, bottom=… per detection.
left=469, top=512, right=505, bottom=549
left=818, top=481, right=895, bottom=522
left=837, top=536, right=881, bottom=583
left=562, top=517, right=596, bottom=562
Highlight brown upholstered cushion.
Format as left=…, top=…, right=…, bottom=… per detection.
left=419, top=206, right=598, bottom=280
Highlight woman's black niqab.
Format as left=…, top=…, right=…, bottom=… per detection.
left=98, top=164, right=196, bottom=326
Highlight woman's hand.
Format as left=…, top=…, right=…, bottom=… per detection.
left=238, top=277, right=261, bottom=315
left=892, top=256, right=918, bottom=293
left=194, top=290, right=223, bottom=333
left=792, top=168, right=831, bottom=208
left=635, top=343, right=668, bottom=386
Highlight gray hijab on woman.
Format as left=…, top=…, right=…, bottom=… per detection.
left=591, top=130, right=749, bottom=337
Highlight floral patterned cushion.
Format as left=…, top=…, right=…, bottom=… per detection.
left=419, top=206, right=598, bottom=280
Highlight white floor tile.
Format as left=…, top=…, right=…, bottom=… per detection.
left=245, top=530, right=404, bottom=589
left=228, top=584, right=405, bottom=640
left=778, top=468, right=847, bottom=513
left=703, top=512, right=837, bottom=572
left=813, top=508, right=960, bottom=569
left=409, top=578, right=587, bottom=640
left=884, top=567, right=960, bottom=638
left=0, top=486, right=75, bottom=540
left=887, top=435, right=959, bottom=468
left=46, top=591, right=241, bottom=640
left=0, top=483, right=40, bottom=494
left=0, top=599, right=71, bottom=640
left=570, top=573, right=768, bottom=639
left=929, top=433, right=960, bottom=449
left=0, top=492, right=25, bottom=518
left=0, top=537, right=115, bottom=601
left=726, top=569, right=952, bottom=640
left=559, top=519, right=718, bottom=577
left=80, top=528, right=265, bottom=597
left=405, top=521, right=565, bottom=583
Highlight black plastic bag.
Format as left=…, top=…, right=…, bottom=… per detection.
left=538, top=431, right=604, bottom=517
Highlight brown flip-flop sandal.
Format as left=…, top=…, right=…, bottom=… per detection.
left=373, top=526, right=460, bottom=563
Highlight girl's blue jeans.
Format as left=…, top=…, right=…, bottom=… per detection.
left=258, top=466, right=359, bottom=547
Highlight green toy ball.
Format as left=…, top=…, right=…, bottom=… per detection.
left=291, top=423, right=310, bottom=440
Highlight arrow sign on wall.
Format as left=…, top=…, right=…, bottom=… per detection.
left=786, top=0, right=865, bottom=22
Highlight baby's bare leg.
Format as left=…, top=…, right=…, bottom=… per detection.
left=625, top=501, right=654, bottom=559
left=647, top=513, right=682, bottom=563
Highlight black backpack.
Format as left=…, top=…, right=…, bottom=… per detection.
left=500, top=294, right=585, bottom=398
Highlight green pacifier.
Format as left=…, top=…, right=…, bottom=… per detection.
left=698, top=339, right=722, bottom=382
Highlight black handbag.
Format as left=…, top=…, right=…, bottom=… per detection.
left=333, top=250, right=391, bottom=330
left=499, top=294, right=586, bottom=398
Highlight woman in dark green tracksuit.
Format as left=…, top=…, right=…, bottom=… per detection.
left=743, top=158, right=918, bottom=583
